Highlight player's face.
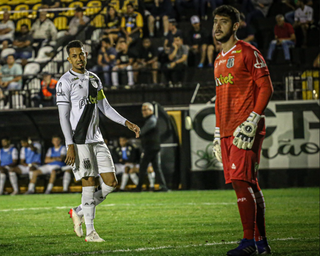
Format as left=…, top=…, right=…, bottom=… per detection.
left=1, top=139, right=10, bottom=148
left=141, top=106, right=152, bottom=118
left=213, top=15, right=238, bottom=43
left=21, top=140, right=28, bottom=148
left=67, top=47, right=87, bottom=73
left=119, top=137, right=127, bottom=147
left=52, top=137, right=61, bottom=147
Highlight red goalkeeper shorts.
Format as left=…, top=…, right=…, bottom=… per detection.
left=221, top=133, right=264, bottom=184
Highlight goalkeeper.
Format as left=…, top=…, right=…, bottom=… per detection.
left=211, top=5, right=274, bottom=256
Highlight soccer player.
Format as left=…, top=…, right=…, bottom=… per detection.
left=57, top=40, right=140, bottom=242
left=25, top=135, right=66, bottom=194
left=212, top=6, right=273, bottom=256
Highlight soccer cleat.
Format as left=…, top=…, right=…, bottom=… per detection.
left=10, top=191, right=19, bottom=195
left=24, top=190, right=34, bottom=195
left=227, top=239, right=257, bottom=256
left=256, top=238, right=271, bottom=254
left=68, top=208, right=84, bottom=237
left=85, top=231, right=105, bottom=242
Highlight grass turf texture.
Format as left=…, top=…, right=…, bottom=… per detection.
left=0, top=188, right=319, bottom=256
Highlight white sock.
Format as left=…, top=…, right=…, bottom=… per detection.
left=28, top=183, right=35, bottom=192
left=29, top=171, right=33, bottom=180
left=148, top=172, right=155, bottom=188
left=0, top=173, right=6, bottom=194
left=9, top=172, right=19, bottom=192
left=46, top=183, right=53, bottom=193
left=127, top=65, right=134, bottom=85
left=130, top=173, right=139, bottom=185
left=101, top=182, right=115, bottom=198
left=63, top=172, right=71, bottom=192
left=82, top=186, right=95, bottom=236
left=120, top=173, right=129, bottom=190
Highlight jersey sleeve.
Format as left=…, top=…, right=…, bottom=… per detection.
left=136, top=12, right=143, bottom=27
left=243, top=46, right=269, bottom=81
left=20, top=147, right=25, bottom=160
left=61, top=146, right=67, bottom=156
left=46, top=148, right=52, bottom=157
left=12, top=148, right=18, bottom=160
left=56, top=77, right=71, bottom=105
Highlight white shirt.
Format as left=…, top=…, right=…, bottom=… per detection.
left=294, top=5, right=313, bottom=23
left=46, top=146, right=67, bottom=157
left=0, top=147, right=18, bottom=161
left=0, top=20, right=15, bottom=41
left=57, top=69, right=127, bottom=145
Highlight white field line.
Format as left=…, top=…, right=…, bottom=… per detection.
left=54, top=237, right=319, bottom=256
left=0, top=202, right=235, bottom=212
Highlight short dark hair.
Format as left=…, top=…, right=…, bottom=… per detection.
left=75, top=6, right=83, bottom=12
left=20, top=137, right=28, bottom=142
left=102, top=37, right=111, bottom=44
left=66, top=40, right=84, bottom=55
left=52, top=135, right=61, bottom=139
left=1, top=136, right=10, bottom=141
left=6, top=54, right=15, bottom=59
left=126, top=3, right=134, bottom=8
left=213, top=5, right=240, bottom=26
left=21, top=23, right=29, bottom=29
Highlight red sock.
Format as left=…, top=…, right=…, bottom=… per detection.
left=232, top=180, right=256, bottom=240
left=252, top=182, right=266, bottom=241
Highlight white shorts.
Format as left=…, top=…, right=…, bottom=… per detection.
left=38, top=164, right=61, bottom=175
left=18, top=165, right=30, bottom=175
left=114, top=163, right=134, bottom=174
left=73, top=142, right=115, bottom=181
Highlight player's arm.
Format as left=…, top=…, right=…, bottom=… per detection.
left=97, top=90, right=140, bottom=138
left=212, top=94, right=222, bottom=162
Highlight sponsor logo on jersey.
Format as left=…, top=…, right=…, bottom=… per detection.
left=56, top=82, right=65, bottom=96
left=253, top=51, right=266, bottom=68
left=215, top=73, right=234, bottom=86
left=231, top=163, right=236, bottom=169
left=226, top=57, right=234, bottom=68
left=237, top=197, right=247, bottom=202
left=79, top=95, right=98, bottom=109
left=71, top=77, right=79, bottom=82
left=231, top=50, right=242, bottom=54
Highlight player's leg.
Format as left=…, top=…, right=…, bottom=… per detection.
left=120, top=165, right=130, bottom=191
left=8, top=166, right=24, bottom=195
left=128, top=164, right=139, bottom=186
left=126, top=65, right=134, bottom=86
left=45, top=169, right=57, bottom=194
left=207, top=44, right=214, bottom=67
left=0, top=167, right=8, bottom=195
left=62, top=167, right=72, bottom=192
left=25, top=169, right=42, bottom=194
left=147, top=164, right=155, bottom=191
left=111, top=66, right=119, bottom=87
left=199, top=44, right=207, bottom=68
left=151, top=61, right=158, bottom=83
left=150, top=151, right=168, bottom=191
left=136, top=151, right=154, bottom=191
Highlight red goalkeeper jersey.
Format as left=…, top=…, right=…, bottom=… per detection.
left=214, top=40, right=270, bottom=138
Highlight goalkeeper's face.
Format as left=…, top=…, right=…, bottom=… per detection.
left=213, top=14, right=238, bottom=43
left=67, top=47, right=87, bottom=73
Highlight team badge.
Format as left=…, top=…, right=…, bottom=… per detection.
left=83, top=158, right=91, bottom=169
left=226, top=58, right=234, bottom=68
left=56, top=82, right=65, bottom=96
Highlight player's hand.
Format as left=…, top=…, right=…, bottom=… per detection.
left=212, top=127, right=222, bottom=163
left=125, top=121, right=140, bottom=138
left=65, top=144, right=76, bottom=166
left=233, top=112, right=261, bottom=150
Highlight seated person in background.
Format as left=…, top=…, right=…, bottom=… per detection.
left=91, top=38, right=117, bottom=87
left=121, top=3, right=143, bottom=47
left=293, top=0, right=313, bottom=47
left=237, top=13, right=256, bottom=46
left=0, top=136, right=18, bottom=195
left=0, top=12, right=15, bottom=50
left=164, top=19, right=182, bottom=51
left=242, top=0, right=273, bottom=25
left=267, top=14, right=296, bottom=64
left=133, top=38, right=159, bottom=84
left=113, top=136, right=138, bottom=191
left=9, top=138, right=41, bottom=195
left=207, top=30, right=222, bottom=68
left=175, top=0, right=199, bottom=21
left=30, top=10, right=57, bottom=54
left=25, top=135, right=66, bottom=194
left=199, top=0, right=223, bottom=20
left=0, top=55, right=23, bottom=104
left=33, top=72, right=58, bottom=107
left=111, top=38, right=135, bottom=88
left=148, top=0, right=173, bottom=37
left=13, top=24, right=33, bottom=67
left=187, top=15, right=210, bottom=68
left=163, top=35, right=188, bottom=87
left=104, top=5, right=121, bottom=46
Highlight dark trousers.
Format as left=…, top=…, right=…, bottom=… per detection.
left=163, top=63, right=186, bottom=84
left=137, top=150, right=167, bottom=190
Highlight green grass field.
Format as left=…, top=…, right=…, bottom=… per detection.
left=0, top=188, right=319, bottom=256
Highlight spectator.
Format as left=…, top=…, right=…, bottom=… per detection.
left=91, top=38, right=117, bottom=87
left=237, top=13, right=256, bottom=46
left=133, top=38, right=159, bottom=84
left=8, top=138, right=41, bottom=195
left=111, top=38, right=135, bottom=88
left=242, top=0, right=273, bottom=25
left=207, top=30, right=222, bottom=67
left=313, top=53, right=320, bottom=68
left=199, top=0, right=223, bottom=20
left=13, top=24, right=33, bottom=67
left=30, top=10, right=57, bottom=54
left=113, top=136, right=138, bottom=191
left=284, top=0, right=312, bottom=24
left=104, top=5, right=121, bottom=46
left=42, top=0, right=61, bottom=9
left=148, top=0, right=173, bottom=37
left=33, top=72, right=58, bottom=107
left=164, top=19, right=183, bottom=50
left=187, top=15, right=209, bottom=68
left=175, top=0, right=199, bottom=21
left=267, top=14, right=296, bottom=64
left=25, top=135, right=66, bottom=194
left=163, top=35, right=188, bottom=87
left=0, top=136, right=18, bottom=195
left=46, top=7, right=89, bottom=57
left=0, top=11, right=15, bottom=50
left=293, top=0, right=313, bottom=47
left=0, top=55, right=23, bottom=105
left=121, top=3, right=144, bottom=47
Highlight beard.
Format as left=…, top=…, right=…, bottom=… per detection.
left=215, top=29, right=234, bottom=43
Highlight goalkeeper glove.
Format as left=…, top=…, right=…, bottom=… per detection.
left=212, top=127, right=222, bottom=163
left=233, top=111, right=261, bottom=150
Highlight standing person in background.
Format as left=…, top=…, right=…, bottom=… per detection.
left=134, top=102, right=168, bottom=192
left=212, top=5, right=273, bottom=255
left=57, top=40, right=140, bottom=242
left=0, top=137, right=18, bottom=195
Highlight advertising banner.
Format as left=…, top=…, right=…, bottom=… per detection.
left=190, top=100, right=320, bottom=171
